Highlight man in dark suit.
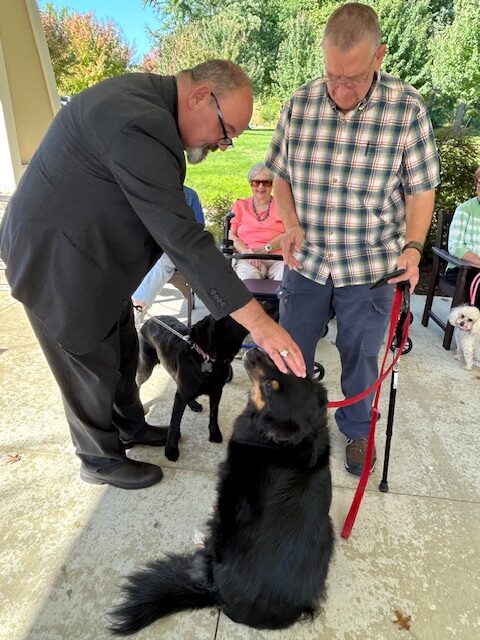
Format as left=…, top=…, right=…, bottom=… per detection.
left=0, top=60, right=305, bottom=490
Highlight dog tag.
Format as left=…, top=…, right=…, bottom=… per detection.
left=201, top=361, right=213, bottom=373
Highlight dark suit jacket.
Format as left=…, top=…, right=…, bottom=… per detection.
left=0, top=73, right=251, bottom=354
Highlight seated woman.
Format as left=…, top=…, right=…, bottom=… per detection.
left=445, top=166, right=480, bottom=305
left=229, top=163, right=285, bottom=281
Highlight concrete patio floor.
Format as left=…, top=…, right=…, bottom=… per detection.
left=1, top=278, right=479, bottom=640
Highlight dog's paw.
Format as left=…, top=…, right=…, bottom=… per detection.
left=209, top=430, right=223, bottom=444
left=188, top=400, right=203, bottom=412
left=165, top=445, right=180, bottom=461
left=462, top=364, right=473, bottom=371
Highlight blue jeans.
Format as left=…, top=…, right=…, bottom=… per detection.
left=278, top=269, right=394, bottom=440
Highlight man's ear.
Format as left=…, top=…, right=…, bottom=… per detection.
left=374, top=44, right=387, bottom=70
left=188, top=84, right=212, bottom=109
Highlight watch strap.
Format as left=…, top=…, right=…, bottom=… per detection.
left=402, top=241, right=423, bottom=256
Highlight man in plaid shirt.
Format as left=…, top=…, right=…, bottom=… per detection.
left=265, top=3, right=440, bottom=475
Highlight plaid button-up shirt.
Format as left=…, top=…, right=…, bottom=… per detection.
left=265, top=72, right=440, bottom=287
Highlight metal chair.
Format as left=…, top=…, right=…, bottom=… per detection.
left=421, top=209, right=477, bottom=349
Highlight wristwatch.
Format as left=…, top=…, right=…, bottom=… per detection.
left=264, top=243, right=273, bottom=253
left=402, top=241, right=424, bottom=256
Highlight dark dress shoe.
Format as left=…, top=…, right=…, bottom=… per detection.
left=121, top=424, right=169, bottom=449
left=80, top=458, right=163, bottom=489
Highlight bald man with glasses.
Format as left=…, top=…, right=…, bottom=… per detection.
left=266, top=3, right=440, bottom=476
left=1, top=59, right=305, bottom=490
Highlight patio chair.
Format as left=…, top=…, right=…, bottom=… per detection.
left=421, top=209, right=477, bottom=349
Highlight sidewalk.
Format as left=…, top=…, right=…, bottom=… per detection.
left=0, top=286, right=479, bottom=640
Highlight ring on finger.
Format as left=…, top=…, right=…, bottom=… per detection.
left=279, top=349, right=289, bottom=358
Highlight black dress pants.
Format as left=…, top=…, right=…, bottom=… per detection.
left=26, top=304, right=147, bottom=471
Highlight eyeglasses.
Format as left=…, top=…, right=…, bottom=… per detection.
left=323, top=51, right=377, bottom=88
left=250, top=180, right=273, bottom=187
left=210, top=92, right=234, bottom=148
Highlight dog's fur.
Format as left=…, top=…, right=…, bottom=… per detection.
left=448, top=305, right=480, bottom=370
left=137, top=314, right=248, bottom=461
left=110, top=348, right=334, bottom=634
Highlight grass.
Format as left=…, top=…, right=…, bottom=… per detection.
left=185, top=129, right=274, bottom=206
left=186, top=132, right=480, bottom=207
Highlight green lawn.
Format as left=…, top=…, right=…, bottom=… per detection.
left=185, top=129, right=274, bottom=206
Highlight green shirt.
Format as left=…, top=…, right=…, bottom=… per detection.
left=447, top=196, right=480, bottom=270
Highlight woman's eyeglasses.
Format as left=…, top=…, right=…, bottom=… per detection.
left=250, top=180, right=273, bottom=187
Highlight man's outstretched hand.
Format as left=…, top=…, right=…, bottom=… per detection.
left=230, top=299, right=306, bottom=377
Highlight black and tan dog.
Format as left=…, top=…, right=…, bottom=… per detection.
left=136, top=314, right=248, bottom=461
left=110, top=347, right=334, bottom=634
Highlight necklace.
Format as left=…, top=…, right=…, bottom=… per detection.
left=252, top=197, right=272, bottom=222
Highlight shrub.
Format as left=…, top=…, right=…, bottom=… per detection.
left=255, top=95, right=283, bottom=128
left=203, top=193, right=235, bottom=243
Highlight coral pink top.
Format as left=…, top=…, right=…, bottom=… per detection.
left=230, top=197, right=284, bottom=254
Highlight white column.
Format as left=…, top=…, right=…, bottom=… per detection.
left=0, top=0, right=59, bottom=189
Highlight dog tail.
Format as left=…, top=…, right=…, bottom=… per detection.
left=109, top=552, right=214, bottom=635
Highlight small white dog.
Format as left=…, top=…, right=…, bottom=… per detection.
left=448, top=305, right=480, bottom=370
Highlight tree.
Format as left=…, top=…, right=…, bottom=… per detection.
left=40, top=3, right=134, bottom=95
left=372, top=0, right=432, bottom=91
left=145, top=0, right=292, bottom=92
left=142, top=6, right=262, bottom=86
left=272, top=9, right=325, bottom=103
left=430, top=0, right=480, bottom=125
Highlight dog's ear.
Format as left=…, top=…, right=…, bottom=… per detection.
left=448, top=306, right=462, bottom=325
left=191, top=315, right=216, bottom=350
left=262, top=379, right=281, bottom=394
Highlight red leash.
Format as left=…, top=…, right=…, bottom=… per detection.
left=470, top=272, right=480, bottom=306
left=324, top=287, right=411, bottom=539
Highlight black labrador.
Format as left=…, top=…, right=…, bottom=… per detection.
left=136, top=314, right=248, bottom=461
left=111, top=347, right=334, bottom=634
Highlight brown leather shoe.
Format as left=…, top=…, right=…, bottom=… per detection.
left=121, top=424, right=169, bottom=449
left=345, top=438, right=376, bottom=476
left=80, top=458, right=163, bottom=489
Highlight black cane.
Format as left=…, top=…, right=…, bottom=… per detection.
left=379, top=282, right=410, bottom=492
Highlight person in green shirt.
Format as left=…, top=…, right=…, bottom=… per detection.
left=445, top=166, right=480, bottom=305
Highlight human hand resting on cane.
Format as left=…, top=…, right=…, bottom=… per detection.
left=230, top=298, right=306, bottom=377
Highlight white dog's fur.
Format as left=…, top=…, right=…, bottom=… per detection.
left=448, top=305, right=480, bottom=370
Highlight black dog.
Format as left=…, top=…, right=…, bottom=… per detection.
left=110, top=347, right=334, bottom=634
left=136, top=314, right=248, bottom=461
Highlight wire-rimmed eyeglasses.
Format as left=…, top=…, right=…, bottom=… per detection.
left=323, top=51, right=377, bottom=88
left=211, top=92, right=234, bottom=148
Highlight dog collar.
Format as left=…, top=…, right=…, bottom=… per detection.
left=190, top=341, right=216, bottom=364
